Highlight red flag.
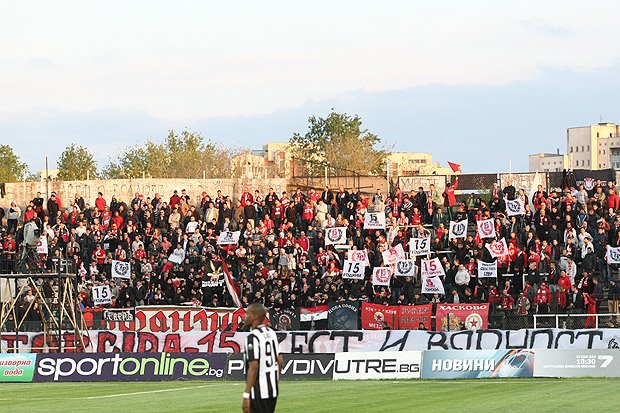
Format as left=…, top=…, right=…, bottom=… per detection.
left=397, top=304, right=433, bottom=330
left=361, top=302, right=399, bottom=329
left=219, top=257, right=243, bottom=308
left=300, top=305, right=329, bottom=321
left=435, top=303, right=489, bottom=331
left=447, top=161, right=462, bottom=173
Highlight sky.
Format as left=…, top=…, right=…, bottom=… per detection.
left=2, top=1, right=620, bottom=174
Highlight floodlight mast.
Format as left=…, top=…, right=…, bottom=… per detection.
left=0, top=260, right=86, bottom=353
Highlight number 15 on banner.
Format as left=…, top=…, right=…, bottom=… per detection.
left=410, top=237, right=430, bottom=256
left=93, top=285, right=112, bottom=306
left=421, top=257, right=445, bottom=277
left=342, top=259, right=366, bottom=280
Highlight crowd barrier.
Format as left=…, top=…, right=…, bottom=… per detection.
left=2, top=349, right=620, bottom=382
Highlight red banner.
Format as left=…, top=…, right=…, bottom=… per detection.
left=361, top=303, right=399, bottom=330
left=361, top=303, right=433, bottom=330
left=435, top=303, right=490, bottom=331
left=106, top=307, right=248, bottom=333
left=397, top=304, right=432, bottom=330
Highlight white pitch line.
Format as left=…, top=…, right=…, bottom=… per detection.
left=84, top=384, right=217, bottom=399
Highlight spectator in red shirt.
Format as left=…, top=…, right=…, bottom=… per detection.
left=169, top=190, right=181, bottom=209
left=499, top=289, right=514, bottom=311
left=240, top=188, right=253, bottom=206
left=301, top=201, right=314, bottom=231
left=443, top=177, right=459, bottom=219
left=607, top=189, right=620, bottom=211
left=271, top=199, right=285, bottom=228
left=558, top=271, right=572, bottom=292
left=534, top=282, right=551, bottom=314
left=95, top=192, right=107, bottom=213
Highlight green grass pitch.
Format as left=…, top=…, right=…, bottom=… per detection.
left=1, top=379, right=619, bottom=413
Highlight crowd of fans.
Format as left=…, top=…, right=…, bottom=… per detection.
left=1, top=178, right=620, bottom=327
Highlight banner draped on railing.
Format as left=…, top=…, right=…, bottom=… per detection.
left=4, top=328, right=620, bottom=354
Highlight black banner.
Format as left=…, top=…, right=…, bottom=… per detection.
left=270, top=308, right=300, bottom=331
left=226, top=354, right=335, bottom=380
left=328, top=301, right=360, bottom=330
left=103, top=308, right=135, bottom=322
left=550, top=169, right=615, bottom=193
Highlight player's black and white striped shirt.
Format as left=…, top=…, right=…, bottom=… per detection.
left=244, top=324, right=280, bottom=399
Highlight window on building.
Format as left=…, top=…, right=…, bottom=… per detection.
left=587, top=145, right=590, bottom=151
left=570, top=147, right=573, bottom=153
left=587, top=160, right=590, bottom=166
left=597, top=132, right=600, bottom=138
left=582, top=146, right=584, bottom=151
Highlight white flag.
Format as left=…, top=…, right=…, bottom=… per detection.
left=325, top=227, right=347, bottom=246
left=476, top=218, right=496, bottom=239
left=168, top=248, right=185, bottom=264
left=372, top=267, right=393, bottom=286
left=528, top=171, right=543, bottom=211
left=449, top=219, right=468, bottom=239
left=111, top=260, right=131, bottom=279
left=93, top=285, right=112, bottom=305
left=477, top=260, right=498, bottom=278
left=394, top=260, right=417, bottom=277
left=36, top=236, right=48, bottom=254
left=364, top=212, right=386, bottom=230
left=382, top=243, right=405, bottom=266
left=421, top=257, right=445, bottom=277
left=217, top=231, right=241, bottom=245
left=421, top=276, right=445, bottom=294
left=607, top=246, right=620, bottom=264
left=347, top=249, right=370, bottom=266
left=487, top=239, right=509, bottom=258
left=506, top=199, right=526, bottom=216
left=410, top=237, right=431, bottom=256
left=342, top=259, right=366, bottom=280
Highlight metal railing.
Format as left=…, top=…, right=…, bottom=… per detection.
left=534, top=313, right=619, bottom=329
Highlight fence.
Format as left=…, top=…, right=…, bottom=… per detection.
left=533, top=313, right=619, bottom=329
left=290, top=157, right=388, bottom=193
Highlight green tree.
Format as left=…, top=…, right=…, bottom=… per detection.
left=101, top=141, right=167, bottom=179
left=102, top=130, right=231, bottom=179
left=0, top=144, right=28, bottom=182
left=290, top=111, right=387, bottom=175
left=57, top=144, right=98, bottom=181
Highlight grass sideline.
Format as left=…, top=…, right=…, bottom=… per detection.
left=1, top=378, right=619, bottom=413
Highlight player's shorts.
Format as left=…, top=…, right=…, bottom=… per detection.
left=251, top=397, right=278, bottom=413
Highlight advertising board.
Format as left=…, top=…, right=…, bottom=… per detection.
left=0, top=353, right=37, bottom=382
left=421, top=350, right=535, bottom=379
left=332, top=351, right=421, bottom=380
left=534, top=350, right=620, bottom=377
left=33, top=352, right=227, bottom=382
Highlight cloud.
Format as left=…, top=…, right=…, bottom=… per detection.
left=2, top=62, right=620, bottom=174
left=26, top=57, right=53, bottom=69
left=520, top=19, right=574, bottom=37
